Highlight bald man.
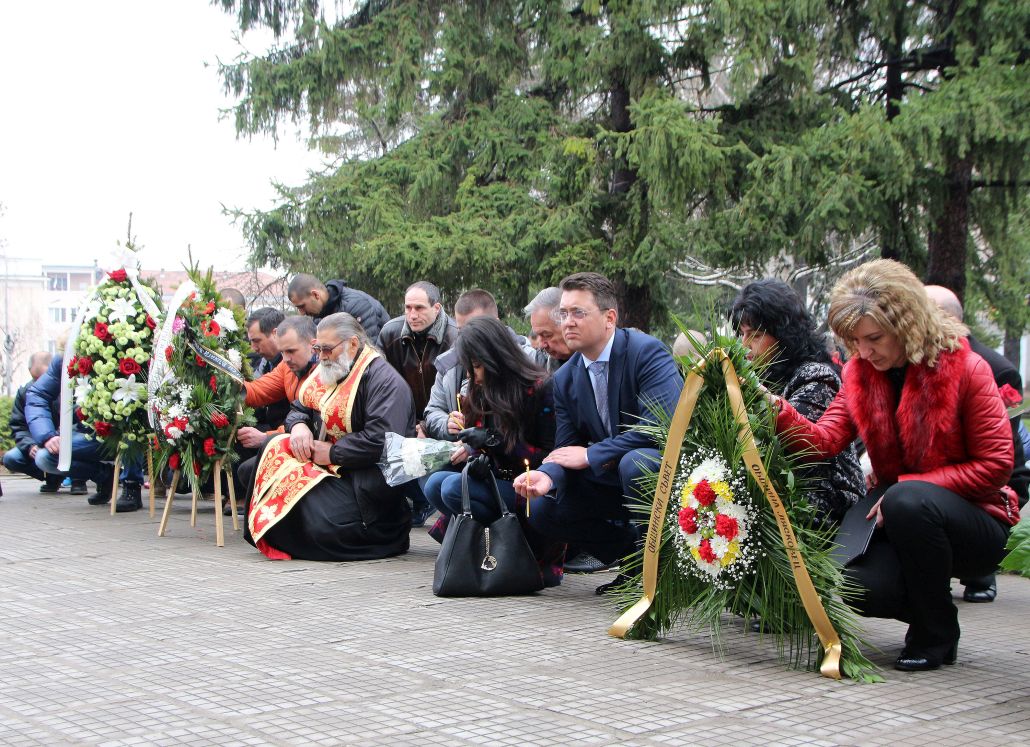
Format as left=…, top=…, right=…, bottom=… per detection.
left=925, top=285, right=1029, bottom=603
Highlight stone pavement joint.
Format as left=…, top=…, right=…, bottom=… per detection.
left=1, top=475, right=1028, bottom=746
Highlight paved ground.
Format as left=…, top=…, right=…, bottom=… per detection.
left=1, top=474, right=1028, bottom=746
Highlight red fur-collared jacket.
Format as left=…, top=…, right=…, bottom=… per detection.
left=776, top=340, right=1019, bottom=527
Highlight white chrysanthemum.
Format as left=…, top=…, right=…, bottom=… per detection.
left=226, top=348, right=242, bottom=369
left=688, top=456, right=727, bottom=485
left=107, top=297, right=138, bottom=324
left=111, top=374, right=145, bottom=403
left=213, top=307, right=238, bottom=334
left=710, top=536, right=730, bottom=558
left=401, top=439, right=428, bottom=477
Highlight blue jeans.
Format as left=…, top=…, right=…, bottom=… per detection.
left=3, top=446, right=45, bottom=481
left=34, top=432, right=112, bottom=485
left=423, top=470, right=517, bottom=524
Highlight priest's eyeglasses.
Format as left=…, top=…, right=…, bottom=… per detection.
left=312, top=340, right=345, bottom=357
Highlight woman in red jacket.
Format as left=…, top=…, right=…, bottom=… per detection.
left=767, top=260, right=1018, bottom=672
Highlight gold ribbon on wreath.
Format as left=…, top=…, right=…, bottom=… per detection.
left=608, top=347, right=843, bottom=680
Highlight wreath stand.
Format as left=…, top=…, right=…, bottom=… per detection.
left=156, top=460, right=239, bottom=547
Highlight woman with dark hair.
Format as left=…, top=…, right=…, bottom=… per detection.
left=423, top=316, right=555, bottom=523
left=730, top=278, right=864, bottom=527
left=763, top=260, right=1018, bottom=671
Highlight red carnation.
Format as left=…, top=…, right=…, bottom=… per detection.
left=118, top=358, right=142, bottom=376
left=75, top=407, right=85, bottom=421
left=999, top=383, right=1023, bottom=407
left=168, top=453, right=181, bottom=470
left=67, top=357, right=78, bottom=377
left=209, top=374, right=218, bottom=392
left=77, top=356, right=94, bottom=375
left=204, top=301, right=216, bottom=315
left=108, top=268, right=128, bottom=283
left=698, top=539, right=717, bottom=563
left=145, top=314, right=157, bottom=330
left=203, top=437, right=217, bottom=457
left=93, top=322, right=112, bottom=342
left=678, top=506, right=698, bottom=534
left=211, top=412, right=229, bottom=428
left=694, top=479, right=717, bottom=507
left=715, top=513, right=739, bottom=541
left=94, top=421, right=113, bottom=437
left=165, top=345, right=173, bottom=362
left=195, top=354, right=206, bottom=367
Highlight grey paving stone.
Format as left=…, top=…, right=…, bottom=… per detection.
left=1, top=474, right=1028, bottom=746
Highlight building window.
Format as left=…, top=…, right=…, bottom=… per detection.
left=47, top=340, right=58, bottom=354
left=47, top=273, right=68, bottom=291
left=48, top=307, right=67, bottom=323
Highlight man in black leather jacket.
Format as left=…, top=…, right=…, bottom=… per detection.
left=287, top=273, right=390, bottom=341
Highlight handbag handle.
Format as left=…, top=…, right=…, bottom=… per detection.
left=460, top=457, right=511, bottom=517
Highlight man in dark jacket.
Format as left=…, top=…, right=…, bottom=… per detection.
left=926, top=285, right=1029, bottom=603
left=376, top=281, right=457, bottom=418
left=3, top=352, right=63, bottom=491
left=287, top=273, right=390, bottom=341
left=25, top=355, right=114, bottom=503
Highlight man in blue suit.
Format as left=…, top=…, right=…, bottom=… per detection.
left=514, top=272, right=682, bottom=591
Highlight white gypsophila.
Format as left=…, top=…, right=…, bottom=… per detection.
left=213, top=307, right=238, bottom=334
left=73, top=377, right=92, bottom=403
left=111, top=375, right=145, bottom=404
left=401, top=439, right=428, bottom=477
left=107, top=296, right=138, bottom=324
left=226, top=348, right=242, bottom=369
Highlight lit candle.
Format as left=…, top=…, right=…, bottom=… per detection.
left=455, top=394, right=462, bottom=415
left=524, top=458, right=532, bottom=517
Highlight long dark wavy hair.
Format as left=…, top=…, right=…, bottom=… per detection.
left=457, top=316, right=546, bottom=452
left=729, top=279, right=834, bottom=388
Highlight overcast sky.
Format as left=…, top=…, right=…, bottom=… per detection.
left=0, top=1, right=323, bottom=273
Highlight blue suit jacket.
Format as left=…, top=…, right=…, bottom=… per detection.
left=539, top=327, right=682, bottom=491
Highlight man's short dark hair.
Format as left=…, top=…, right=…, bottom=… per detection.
left=287, top=273, right=327, bottom=300
left=277, top=315, right=317, bottom=340
left=247, top=307, right=286, bottom=335
left=454, top=289, right=498, bottom=317
left=406, top=281, right=442, bottom=306
left=559, top=272, right=618, bottom=314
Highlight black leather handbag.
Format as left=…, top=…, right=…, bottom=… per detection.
left=432, top=458, right=544, bottom=597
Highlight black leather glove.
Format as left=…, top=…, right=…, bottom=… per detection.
left=458, top=427, right=501, bottom=451
left=466, top=454, right=494, bottom=481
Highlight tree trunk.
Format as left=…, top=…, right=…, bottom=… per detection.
left=925, top=155, right=973, bottom=304
left=608, top=75, right=653, bottom=331
left=1004, top=326, right=1022, bottom=372
left=880, top=25, right=905, bottom=262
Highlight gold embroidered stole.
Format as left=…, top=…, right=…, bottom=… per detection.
left=249, top=347, right=380, bottom=543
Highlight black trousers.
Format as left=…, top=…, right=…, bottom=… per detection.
left=846, top=481, right=1009, bottom=658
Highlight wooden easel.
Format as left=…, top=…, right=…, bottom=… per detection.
left=157, top=459, right=239, bottom=547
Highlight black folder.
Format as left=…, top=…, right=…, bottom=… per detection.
left=831, top=491, right=881, bottom=567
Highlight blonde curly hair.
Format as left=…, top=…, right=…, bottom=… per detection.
left=827, top=259, right=967, bottom=367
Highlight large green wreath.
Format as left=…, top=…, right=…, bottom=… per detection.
left=68, top=247, right=163, bottom=467
left=149, top=266, right=254, bottom=493
left=613, top=334, right=880, bottom=682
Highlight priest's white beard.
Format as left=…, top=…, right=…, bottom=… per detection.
left=319, top=354, right=353, bottom=385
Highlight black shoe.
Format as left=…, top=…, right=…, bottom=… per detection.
left=894, top=643, right=957, bottom=671
left=410, top=503, right=437, bottom=528
left=963, top=583, right=997, bottom=603
left=595, top=573, right=632, bottom=596
left=115, top=482, right=143, bottom=513
left=87, top=480, right=113, bottom=505
left=70, top=479, right=89, bottom=495
left=39, top=480, right=61, bottom=493
left=564, top=552, right=615, bottom=574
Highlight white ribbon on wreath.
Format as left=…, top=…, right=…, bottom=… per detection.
left=148, top=279, right=197, bottom=428
left=57, top=287, right=101, bottom=472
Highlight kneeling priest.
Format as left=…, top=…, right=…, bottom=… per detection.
left=242, top=312, right=416, bottom=560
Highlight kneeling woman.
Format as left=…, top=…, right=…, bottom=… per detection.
left=765, top=260, right=1018, bottom=671
left=423, top=316, right=562, bottom=584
